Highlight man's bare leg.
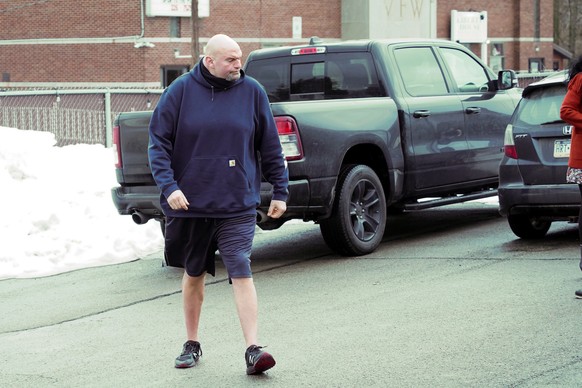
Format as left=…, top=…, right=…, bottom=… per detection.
left=231, top=277, right=258, bottom=347
left=183, top=272, right=205, bottom=340
left=174, top=272, right=206, bottom=368
left=232, top=277, right=276, bottom=374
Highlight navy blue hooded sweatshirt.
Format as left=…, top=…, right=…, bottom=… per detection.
left=148, top=60, right=289, bottom=218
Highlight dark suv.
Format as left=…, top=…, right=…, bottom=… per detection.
left=499, top=71, right=580, bottom=238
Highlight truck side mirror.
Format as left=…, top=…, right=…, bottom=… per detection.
left=498, top=70, right=518, bottom=90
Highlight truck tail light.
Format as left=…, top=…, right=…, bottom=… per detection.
left=275, top=116, right=304, bottom=161
left=113, top=124, right=123, bottom=168
left=503, top=124, right=518, bottom=159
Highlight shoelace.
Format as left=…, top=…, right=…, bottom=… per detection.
left=183, top=342, right=201, bottom=357
left=246, top=345, right=265, bottom=363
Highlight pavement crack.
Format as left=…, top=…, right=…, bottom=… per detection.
left=1, top=289, right=183, bottom=335
left=1, top=256, right=322, bottom=335
left=508, top=356, right=582, bottom=387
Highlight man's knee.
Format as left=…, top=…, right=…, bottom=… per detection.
left=183, top=272, right=206, bottom=289
left=231, top=277, right=256, bottom=295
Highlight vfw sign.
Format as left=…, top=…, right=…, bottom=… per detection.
left=146, top=0, right=209, bottom=18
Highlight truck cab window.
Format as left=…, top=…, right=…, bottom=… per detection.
left=246, top=53, right=384, bottom=102
left=324, top=53, right=384, bottom=99
left=440, top=48, right=491, bottom=93
left=291, top=62, right=326, bottom=98
left=394, top=47, right=449, bottom=96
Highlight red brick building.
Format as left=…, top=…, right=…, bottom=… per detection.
left=0, top=0, right=560, bottom=88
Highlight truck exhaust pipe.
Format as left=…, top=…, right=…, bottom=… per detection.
left=131, top=210, right=152, bottom=225
left=256, top=209, right=269, bottom=224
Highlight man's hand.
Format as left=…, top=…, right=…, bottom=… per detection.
left=267, top=200, right=287, bottom=219
left=167, top=190, right=189, bottom=210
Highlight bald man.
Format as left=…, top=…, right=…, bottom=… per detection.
left=148, top=34, right=288, bottom=375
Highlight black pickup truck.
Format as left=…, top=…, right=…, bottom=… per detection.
left=111, top=38, right=521, bottom=256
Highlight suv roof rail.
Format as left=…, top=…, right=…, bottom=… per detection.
left=309, top=36, right=323, bottom=45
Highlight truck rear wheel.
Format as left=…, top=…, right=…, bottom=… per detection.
left=320, top=164, right=386, bottom=255
left=507, top=214, right=551, bottom=239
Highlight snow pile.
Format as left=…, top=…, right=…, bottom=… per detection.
left=0, top=126, right=163, bottom=280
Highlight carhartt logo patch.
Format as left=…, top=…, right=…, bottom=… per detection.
left=229, top=159, right=236, bottom=167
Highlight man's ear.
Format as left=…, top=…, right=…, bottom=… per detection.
left=203, top=56, right=213, bottom=69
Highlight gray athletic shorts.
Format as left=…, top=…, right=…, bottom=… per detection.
left=164, top=214, right=256, bottom=279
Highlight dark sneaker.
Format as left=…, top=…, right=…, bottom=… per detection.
left=175, top=340, right=202, bottom=368
left=576, top=290, right=582, bottom=299
left=245, top=345, right=276, bottom=375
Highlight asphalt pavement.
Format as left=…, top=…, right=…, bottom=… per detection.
left=2, top=202, right=582, bottom=387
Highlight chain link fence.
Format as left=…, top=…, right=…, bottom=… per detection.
left=516, top=71, right=559, bottom=88
left=0, top=72, right=553, bottom=147
left=0, top=89, right=163, bottom=146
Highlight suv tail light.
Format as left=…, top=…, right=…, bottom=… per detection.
left=503, top=124, right=518, bottom=159
left=113, top=124, right=123, bottom=168
left=275, top=116, right=304, bottom=161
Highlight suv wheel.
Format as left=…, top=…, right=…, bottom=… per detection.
left=320, top=164, right=386, bottom=255
left=507, top=214, right=551, bottom=239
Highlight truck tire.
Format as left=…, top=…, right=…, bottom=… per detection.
left=320, top=164, right=387, bottom=256
left=507, top=214, right=551, bottom=239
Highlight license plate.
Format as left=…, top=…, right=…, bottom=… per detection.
left=553, top=139, right=571, bottom=158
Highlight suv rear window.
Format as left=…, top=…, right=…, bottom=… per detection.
left=514, top=85, right=566, bottom=126
left=245, top=52, right=385, bottom=102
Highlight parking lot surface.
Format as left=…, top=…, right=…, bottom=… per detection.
left=2, top=202, right=582, bottom=387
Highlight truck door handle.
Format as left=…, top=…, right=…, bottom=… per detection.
left=413, top=110, right=431, bottom=118
left=465, top=107, right=481, bottom=114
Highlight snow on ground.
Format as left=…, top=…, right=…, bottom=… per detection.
left=0, top=126, right=163, bottom=280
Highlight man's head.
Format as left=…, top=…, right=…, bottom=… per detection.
left=203, top=34, right=243, bottom=81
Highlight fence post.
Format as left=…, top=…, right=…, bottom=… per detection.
left=104, top=90, right=112, bottom=147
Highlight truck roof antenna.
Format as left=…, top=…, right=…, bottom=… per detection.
left=309, top=36, right=323, bottom=45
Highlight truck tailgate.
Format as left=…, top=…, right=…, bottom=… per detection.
left=114, top=111, right=156, bottom=185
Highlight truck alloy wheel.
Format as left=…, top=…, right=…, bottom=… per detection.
left=320, top=164, right=387, bottom=256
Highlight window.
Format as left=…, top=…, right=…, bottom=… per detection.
left=161, top=66, right=189, bottom=88
left=490, top=43, right=504, bottom=73
left=514, top=85, right=565, bottom=126
left=170, top=17, right=181, bottom=38
left=249, top=60, right=290, bottom=102
left=528, top=58, right=545, bottom=72
left=244, top=53, right=384, bottom=102
left=290, top=62, right=325, bottom=99
left=394, top=47, right=448, bottom=96
left=441, top=48, right=491, bottom=92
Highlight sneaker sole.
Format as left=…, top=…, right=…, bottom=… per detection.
left=246, top=353, right=276, bottom=375
left=175, top=357, right=199, bottom=368
left=175, top=361, right=196, bottom=368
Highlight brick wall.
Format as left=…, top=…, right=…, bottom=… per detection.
left=1, top=44, right=150, bottom=83
left=0, top=0, right=555, bottom=85
left=196, top=0, right=340, bottom=39
left=437, top=0, right=554, bottom=71
left=1, top=0, right=140, bottom=39
left=0, top=0, right=341, bottom=84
